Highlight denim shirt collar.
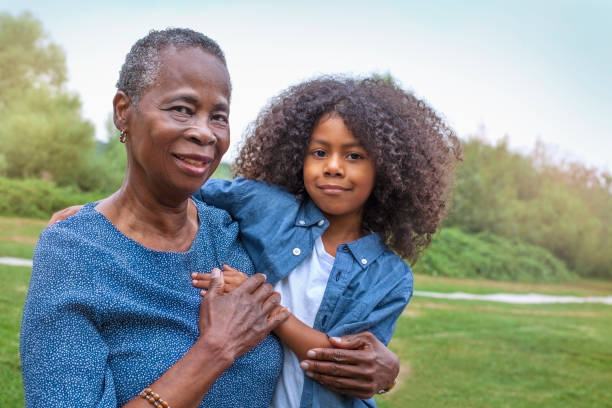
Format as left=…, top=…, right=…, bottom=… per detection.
left=296, top=197, right=387, bottom=269
left=294, top=196, right=328, bottom=228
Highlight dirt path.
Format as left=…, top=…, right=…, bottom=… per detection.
left=0, top=257, right=33, bottom=267
left=414, top=290, right=612, bottom=305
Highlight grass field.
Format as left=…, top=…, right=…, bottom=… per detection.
left=1, top=216, right=611, bottom=407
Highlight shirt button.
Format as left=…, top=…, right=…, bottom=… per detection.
left=342, top=245, right=349, bottom=251
left=361, top=258, right=368, bottom=265
left=317, top=220, right=325, bottom=226
left=293, top=248, right=301, bottom=256
left=298, top=220, right=306, bottom=225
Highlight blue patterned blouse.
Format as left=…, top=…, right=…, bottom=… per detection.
left=20, top=201, right=282, bottom=407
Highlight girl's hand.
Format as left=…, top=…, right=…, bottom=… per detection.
left=47, top=205, right=84, bottom=226
left=191, top=265, right=248, bottom=294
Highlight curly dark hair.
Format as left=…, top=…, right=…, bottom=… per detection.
left=233, top=76, right=461, bottom=261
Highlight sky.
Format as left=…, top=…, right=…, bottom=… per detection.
left=4, top=0, right=612, bottom=170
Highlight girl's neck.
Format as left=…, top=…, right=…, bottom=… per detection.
left=95, top=175, right=198, bottom=252
left=320, top=212, right=363, bottom=257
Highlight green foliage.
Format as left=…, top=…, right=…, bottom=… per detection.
left=0, top=177, right=104, bottom=219
left=414, top=228, right=575, bottom=282
left=0, top=12, right=96, bottom=189
left=212, top=162, right=232, bottom=180
left=0, top=11, right=65, bottom=92
left=446, top=137, right=612, bottom=279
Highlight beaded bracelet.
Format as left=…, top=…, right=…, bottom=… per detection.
left=139, top=387, right=171, bottom=408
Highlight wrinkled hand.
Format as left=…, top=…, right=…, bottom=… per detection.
left=300, top=331, right=399, bottom=399
left=191, top=265, right=248, bottom=294
left=47, top=205, right=84, bottom=226
left=197, top=269, right=290, bottom=361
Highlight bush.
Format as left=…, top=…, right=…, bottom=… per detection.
left=0, top=164, right=233, bottom=219
left=0, top=177, right=104, bottom=219
left=414, top=227, right=576, bottom=283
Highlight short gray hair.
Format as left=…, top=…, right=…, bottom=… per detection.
left=116, top=28, right=230, bottom=104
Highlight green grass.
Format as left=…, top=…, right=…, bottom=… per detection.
left=413, top=273, right=612, bottom=297
left=0, top=217, right=46, bottom=259
left=375, top=297, right=612, bottom=408
left=0, top=264, right=28, bottom=406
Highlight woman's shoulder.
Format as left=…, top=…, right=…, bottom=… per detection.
left=36, top=203, right=125, bottom=267
left=33, top=203, right=115, bottom=286
left=39, top=203, right=103, bottom=246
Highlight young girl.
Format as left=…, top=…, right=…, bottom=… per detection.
left=191, top=76, right=461, bottom=407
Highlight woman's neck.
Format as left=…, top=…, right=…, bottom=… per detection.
left=96, top=177, right=199, bottom=252
left=320, top=212, right=363, bottom=257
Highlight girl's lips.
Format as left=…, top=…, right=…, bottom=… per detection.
left=318, top=185, right=350, bottom=194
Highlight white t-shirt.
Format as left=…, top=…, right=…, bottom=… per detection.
left=271, top=236, right=334, bottom=408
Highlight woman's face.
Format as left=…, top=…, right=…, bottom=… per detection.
left=119, top=46, right=231, bottom=199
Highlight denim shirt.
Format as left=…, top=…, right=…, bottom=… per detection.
left=194, top=178, right=413, bottom=408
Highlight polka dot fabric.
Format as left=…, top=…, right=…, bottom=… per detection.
left=20, top=201, right=282, bottom=407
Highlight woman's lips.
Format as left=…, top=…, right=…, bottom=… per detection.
left=173, top=153, right=213, bottom=176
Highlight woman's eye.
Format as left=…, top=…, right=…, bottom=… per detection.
left=172, top=106, right=193, bottom=115
left=212, top=114, right=229, bottom=123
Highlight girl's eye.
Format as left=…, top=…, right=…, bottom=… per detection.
left=313, top=150, right=327, bottom=158
left=347, top=152, right=364, bottom=160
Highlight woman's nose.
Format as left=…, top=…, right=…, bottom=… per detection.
left=185, top=119, right=216, bottom=146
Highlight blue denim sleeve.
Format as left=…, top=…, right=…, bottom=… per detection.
left=21, top=227, right=118, bottom=407
left=194, top=178, right=240, bottom=214
left=194, top=177, right=266, bottom=219
left=326, top=263, right=413, bottom=346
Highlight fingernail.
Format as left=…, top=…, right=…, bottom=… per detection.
left=300, top=361, right=309, bottom=370
left=261, top=273, right=267, bottom=280
left=331, top=337, right=341, bottom=342
left=192, top=279, right=197, bottom=285
left=306, top=350, right=316, bottom=358
left=211, top=268, right=220, bottom=278
left=200, top=289, right=206, bottom=296
left=190, top=272, right=197, bottom=278
left=305, top=371, right=313, bottom=378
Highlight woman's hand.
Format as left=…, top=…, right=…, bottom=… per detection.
left=299, top=331, right=399, bottom=399
left=191, top=265, right=248, bottom=294
left=197, top=268, right=290, bottom=361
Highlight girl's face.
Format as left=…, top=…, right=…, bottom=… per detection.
left=303, top=114, right=376, bottom=224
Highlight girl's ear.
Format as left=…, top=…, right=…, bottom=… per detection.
left=113, top=91, right=131, bottom=132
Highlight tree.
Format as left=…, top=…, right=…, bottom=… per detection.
left=0, top=12, right=96, bottom=188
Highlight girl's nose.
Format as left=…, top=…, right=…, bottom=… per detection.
left=324, top=155, right=344, bottom=176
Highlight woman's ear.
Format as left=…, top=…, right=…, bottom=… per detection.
left=113, top=91, right=131, bottom=132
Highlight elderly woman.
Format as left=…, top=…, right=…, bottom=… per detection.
left=24, top=28, right=399, bottom=408
left=21, top=29, right=288, bottom=408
